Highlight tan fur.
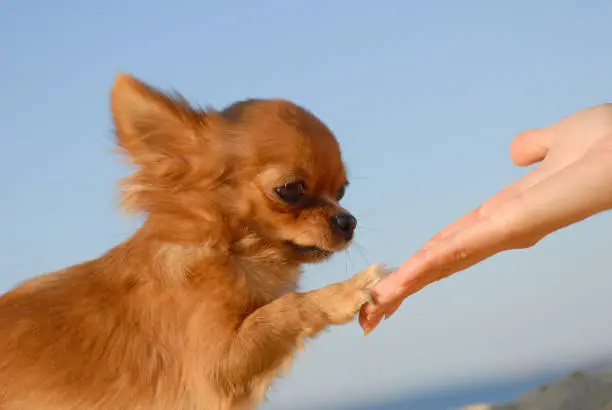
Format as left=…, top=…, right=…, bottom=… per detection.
left=0, top=73, right=386, bottom=410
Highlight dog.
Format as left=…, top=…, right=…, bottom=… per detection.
left=0, top=74, right=386, bottom=410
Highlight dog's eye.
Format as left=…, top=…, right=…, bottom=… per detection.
left=336, top=184, right=347, bottom=201
left=275, top=181, right=306, bottom=204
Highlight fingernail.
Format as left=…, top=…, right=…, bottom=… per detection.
left=363, top=317, right=382, bottom=336
left=364, top=322, right=378, bottom=336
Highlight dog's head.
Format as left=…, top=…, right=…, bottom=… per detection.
left=111, top=74, right=355, bottom=264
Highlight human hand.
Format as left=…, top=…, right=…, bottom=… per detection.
left=360, top=104, right=612, bottom=335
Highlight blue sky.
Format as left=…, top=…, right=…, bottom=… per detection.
left=1, top=1, right=612, bottom=408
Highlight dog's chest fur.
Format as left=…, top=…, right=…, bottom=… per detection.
left=168, top=258, right=304, bottom=410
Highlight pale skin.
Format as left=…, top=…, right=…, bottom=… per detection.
left=360, top=103, right=612, bottom=334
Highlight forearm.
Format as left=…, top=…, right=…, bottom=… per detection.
left=213, top=265, right=381, bottom=394
left=214, top=292, right=327, bottom=394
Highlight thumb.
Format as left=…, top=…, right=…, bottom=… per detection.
left=510, top=128, right=552, bottom=166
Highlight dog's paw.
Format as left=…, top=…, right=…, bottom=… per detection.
left=347, top=263, right=389, bottom=292
left=314, top=264, right=390, bottom=325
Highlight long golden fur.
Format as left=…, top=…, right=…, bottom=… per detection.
left=0, top=74, right=385, bottom=410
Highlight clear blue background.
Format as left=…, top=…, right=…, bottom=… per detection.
left=2, top=1, right=611, bottom=408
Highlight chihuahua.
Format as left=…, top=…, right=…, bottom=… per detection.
left=0, top=74, right=386, bottom=410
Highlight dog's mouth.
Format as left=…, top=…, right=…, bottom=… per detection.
left=285, top=241, right=332, bottom=258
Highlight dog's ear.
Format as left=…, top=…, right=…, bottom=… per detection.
left=111, top=74, right=227, bottom=215
left=110, top=73, right=204, bottom=162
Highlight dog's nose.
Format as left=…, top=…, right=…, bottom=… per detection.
left=330, top=213, right=357, bottom=241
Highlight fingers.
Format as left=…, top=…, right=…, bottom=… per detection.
left=359, top=293, right=402, bottom=335
left=510, top=128, right=553, bottom=166
left=360, top=215, right=510, bottom=334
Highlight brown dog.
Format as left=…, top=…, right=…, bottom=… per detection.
left=0, top=74, right=386, bottom=410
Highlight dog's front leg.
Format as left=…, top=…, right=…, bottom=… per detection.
left=215, top=264, right=386, bottom=396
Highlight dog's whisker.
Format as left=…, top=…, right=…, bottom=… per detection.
left=351, top=242, right=372, bottom=266
left=345, top=248, right=355, bottom=276
left=356, top=225, right=378, bottom=233
left=352, top=208, right=380, bottom=219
